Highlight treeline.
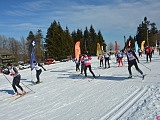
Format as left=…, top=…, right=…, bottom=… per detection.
left=1, top=17, right=160, bottom=63
left=0, top=20, right=106, bottom=62
left=124, top=17, right=160, bottom=49
left=0, top=35, right=27, bottom=63
left=45, top=20, right=106, bottom=60
left=0, top=29, right=45, bottom=63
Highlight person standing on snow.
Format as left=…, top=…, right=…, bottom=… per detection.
left=145, top=46, right=152, bottom=62
left=3, top=63, right=26, bottom=96
left=33, top=61, right=46, bottom=84
left=138, top=48, right=142, bottom=57
left=117, top=50, right=123, bottom=67
left=79, top=54, right=85, bottom=74
left=74, top=58, right=80, bottom=71
left=126, top=47, right=144, bottom=79
left=104, top=51, right=110, bottom=68
left=98, top=54, right=104, bottom=67
left=82, top=54, right=96, bottom=79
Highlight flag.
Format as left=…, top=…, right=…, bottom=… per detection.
left=96, top=43, right=102, bottom=56
left=135, top=41, right=138, bottom=52
left=115, top=41, right=118, bottom=52
left=75, top=41, right=81, bottom=60
left=141, top=40, right=145, bottom=51
left=29, top=39, right=36, bottom=70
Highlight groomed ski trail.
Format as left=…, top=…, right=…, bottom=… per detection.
left=100, top=85, right=149, bottom=120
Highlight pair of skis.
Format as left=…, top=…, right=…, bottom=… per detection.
left=83, top=74, right=100, bottom=82
left=126, top=74, right=146, bottom=80
left=0, top=92, right=26, bottom=102
left=26, top=81, right=43, bottom=86
left=9, top=91, right=34, bottom=103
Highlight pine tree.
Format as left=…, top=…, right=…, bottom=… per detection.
left=89, top=25, right=97, bottom=55
left=136, top=17, right=158, bottom=47
left=35, top=29, right=44, bottom=62
left=26, top=31, right=35, bottom=59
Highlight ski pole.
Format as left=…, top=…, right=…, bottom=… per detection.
left=110, top=59, right=117, bottom=64
left=139, top=62, right=151, bottom=71
left=3, top=73, right=34, bottom=92
left=20, top=81, right=34, bottom=92
left=2, top=73, right=12, bottom=85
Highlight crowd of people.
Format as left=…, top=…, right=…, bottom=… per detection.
left=73, top=45, right=158, bottom=79
left=0, top=45, right=159, bottom=96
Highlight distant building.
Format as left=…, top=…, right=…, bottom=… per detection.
left=0, top=48, right=16, bottom=65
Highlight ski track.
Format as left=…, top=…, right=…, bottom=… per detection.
left=100, top=85, right=149, bottom=120
left=0, top=53, right=160, bottom=120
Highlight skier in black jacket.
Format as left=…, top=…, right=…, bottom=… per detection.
left=33, top=61, right=46, bottom=84
left=4, top=63, right=26, bottom=96
left=126, top=47, right=144, bottom=79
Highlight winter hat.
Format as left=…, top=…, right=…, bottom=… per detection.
left=7, top=62, right=12, bottom=66
left=33, top=61, right=37, bottom=63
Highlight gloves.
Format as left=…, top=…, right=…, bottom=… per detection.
left=10, top=74, right=14, bottom=76
left=137, top=60, right=140, bottom=63
left=44, top=69, right=46, bottom=71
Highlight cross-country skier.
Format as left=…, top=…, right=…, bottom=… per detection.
left=104, top=51, right=110, bottom=68
left=33, top=61, right=46, bottom=84
left=74, top=58, right=80, bottom=71
left=3, top=63, right=26, bottom=96
left=145, top=46, right=152, bottom=62
left=98, top=54, right=104, bottom=67
left=126, top=47, right=144, bottom=79
left=82, top=54, right=96, bottom=79
left=79, top=54, right=85, bottom=74
left=117, top=50, right=123, bottom=67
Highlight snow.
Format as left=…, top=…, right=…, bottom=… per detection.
left=0, top=52, right=160, bottom=120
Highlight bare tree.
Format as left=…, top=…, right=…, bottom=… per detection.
left=8, top=37, right=21, bottom=62
left=0, top=35, right=7, bottom=48
left=19, top=36, right=28, bottom=63
left=107, top=42, right=114, bottom=51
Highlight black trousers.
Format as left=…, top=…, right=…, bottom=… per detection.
left=146, top=53, right=151, bottom=62
left=76, top=64, right=80, bottom=71
left=36, top=69, right=42, bottom=82
left=81, top=63, right=85, bottom=74
left=128, top=60, right=143, bottom=76
left=104, top=57, right=110, bottom=68
left=12, top=75, right=23, bottom=93
left=100, top=60, right=103, bottom=67
left=84, top=65, right=95, bottom=77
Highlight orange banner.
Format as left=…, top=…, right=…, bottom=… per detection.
left=75, top=41, right=81, bottom=60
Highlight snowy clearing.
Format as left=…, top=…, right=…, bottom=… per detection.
left=0, top=52, right=160, bottom=120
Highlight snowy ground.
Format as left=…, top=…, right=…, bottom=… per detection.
left=0, top=52, right=160, bottom=120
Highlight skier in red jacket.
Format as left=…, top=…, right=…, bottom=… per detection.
left=145, top=46, right=152, bottom=62
left=82, top=54, right=96, bottom=79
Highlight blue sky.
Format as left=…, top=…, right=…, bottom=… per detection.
left=0, top=0, right=160, bottom=48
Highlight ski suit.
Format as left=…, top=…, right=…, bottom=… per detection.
left=4, top=66, right=24, bottom=93
left=126, top=49, right=143, bottom=77
left=117, top=52, right=123, bottom=67
left=82, top=55, right=95, bottom=78
left=98, top=55, right=104, bottom=67
left=145, top=46, right=152, bottom=62
left=80, top=55, right=85, bottom=74
left=34, top=63, right=46, bottom=83
left=104, top=52, right=110, bottom=68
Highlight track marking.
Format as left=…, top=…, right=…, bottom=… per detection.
left=100, top=86, right=149, bottom=120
